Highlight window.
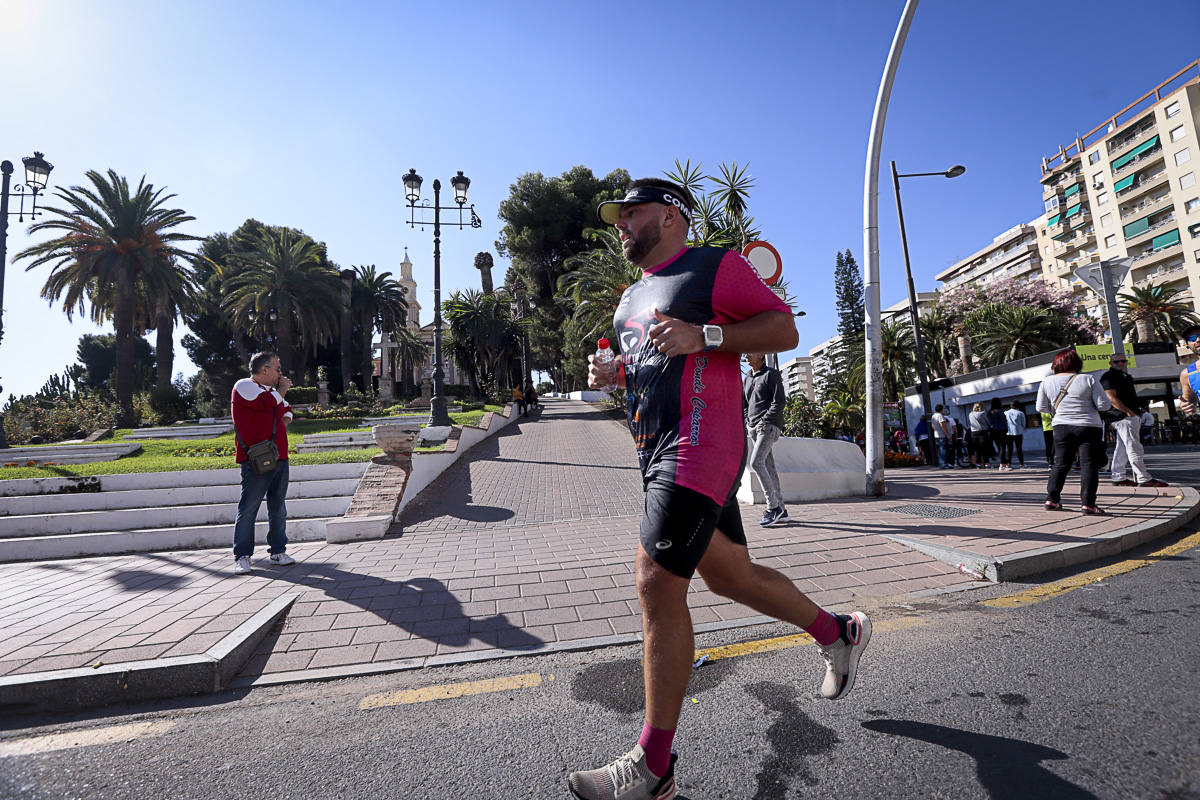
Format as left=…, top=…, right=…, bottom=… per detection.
left=1183, top=172, right=1197, bottom=190
left=1187, top=198, right=1200, bottom=213
left=1100, top=212, right=1113, bottom=227
left=1166, top=101, right=1181, bottom=118
left=1171, top=125, right=1186, bottom=142
left=1092, top=171, right=1104, bottom=186
left=1096, top=192, right=1109, bottom=205
left=1176, top=148, right=1191, bottom=166
left=1105, top=234, right=1117, bottom=248
left=1045, top=197, right=1060, bottom=212
left=1089, top=151, right=1100, bottom=165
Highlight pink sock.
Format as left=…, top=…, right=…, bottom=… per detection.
left=638, top=722, right=675, bottom=778
left=804, top=608, right=842, bottom=646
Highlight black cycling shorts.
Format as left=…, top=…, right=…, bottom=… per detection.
left=640, top=482, right=748, bottom=579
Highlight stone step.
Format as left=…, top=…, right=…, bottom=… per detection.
left=0, top=443, right=142, bottom=465
left=0, top=496, right=352, bottom=538
left=0, top=517, right=333, bottom=563
left=0, top=478, right=360, bottom=516
left=295, top=431, right=380, bottom=453
left=123, top=425, right=234, bottom=439
left=0, top=461, right=368, bottom=497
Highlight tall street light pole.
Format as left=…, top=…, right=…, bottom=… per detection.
left=402, top=169, right=481, bottom=429
left=890, top=161, right=965, bottom=434
left=0, top=152, right=54, bottom=450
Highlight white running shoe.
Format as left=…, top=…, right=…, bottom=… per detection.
left=268, top=552, right=296, bottom=566
left=233, top=556, right=252, bottom=575
left=568, top=746, right=676, bottom=800
left=819, top=611, right=872, bottom=700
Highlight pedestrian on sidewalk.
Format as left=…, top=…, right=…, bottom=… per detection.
left=523, top=379, right=539, bottom=414
left=932, top=404, right=952, bottom=468
left=743, top=353, right=789, bottom=526
left=968, top=402, right=989, bottom=468
left=1004, top=400, right=1027, bottom=469
left=914, top=414, right=931, bottom=464
left=989, top=397, right=1010, bottom=470
left=1177, top=325, right=1200, bottom=415
left=1041, top=411, right=1055, bottom=467
left=231, top=352, right=296, bottom=574
left=511, top=385, right=527, bottom=417
left=574, top=179, right=871, bottom=800
left=1036, top=348, right=1112, bottom=514
left=1101, top=353, right=1168, bottom=488
left=1140, top=406, right=1155, bottom=446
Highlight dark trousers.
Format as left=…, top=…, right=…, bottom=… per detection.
left=1007, top=434, right=1025, bottom=466
left=993, top=431, right=1008, bottom=464
left=1043, top=430, right=1054, bottom=466
left=1046, top=425, right=1103, bottom=507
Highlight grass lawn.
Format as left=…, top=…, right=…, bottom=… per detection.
left=0, top=406, right=506, bottom=481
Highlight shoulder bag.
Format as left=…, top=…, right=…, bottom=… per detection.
left=1051, top=374, right=1078, bottom=414
left=235, top=412, right=281, bottom=475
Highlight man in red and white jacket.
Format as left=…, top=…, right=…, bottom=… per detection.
left=231, top=351, right=295, bottom=574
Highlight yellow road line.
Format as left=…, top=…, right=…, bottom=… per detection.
left=982, top=529, right=1200, bottom=609
left=693, top=615, right=927, bottom=663
left=359, top=672, right=544, bottom=710
left=0, top=721, right=175, bottom=757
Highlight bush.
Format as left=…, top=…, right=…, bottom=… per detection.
left=286, top=386, right=318, bottom=404
left=884, top=450, right=924, bottom=467
left=782, top=394, right=827, bottom=438
left=2, top=393, right=123, bottom=445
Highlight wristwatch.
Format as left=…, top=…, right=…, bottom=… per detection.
left=702, top=324, right=724, bottom=351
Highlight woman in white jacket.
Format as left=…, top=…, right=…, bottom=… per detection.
left=1035, top=348, right=1113, bottom=515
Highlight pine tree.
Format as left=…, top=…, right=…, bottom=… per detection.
left=832, top=249, right=864, bottom=370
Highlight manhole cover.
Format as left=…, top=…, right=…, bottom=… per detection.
left=883, top=503, right=982, bottom=520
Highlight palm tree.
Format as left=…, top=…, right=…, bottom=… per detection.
left=918, top=307, right=955, bottom=378
left=824, top=390, right=865, bottom=434
left=444, top=289, right=524, bottom=398
left=663, top=159, right=762, bottom=249
left=557, top=228, right=643, bottom=346
left=967, top=304, right=1066, bottom=366
left=879, top=319, right=915, bottom=402
left=221, top=227, right=342, bottom=379
left=351, top=265, right=409, bottom=393
left=392, top=324, right=429, bottom=396
left=1117, top=285, right=1200, bottom=343
left=16, top=169, right=202, bottom=425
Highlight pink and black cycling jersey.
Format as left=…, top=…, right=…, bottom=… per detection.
left=613, top=246, right=791, bottom=505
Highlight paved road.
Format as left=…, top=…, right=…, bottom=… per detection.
left=2, top=524, right=1197, bottom=800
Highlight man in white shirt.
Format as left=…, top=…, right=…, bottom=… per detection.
left=1003, top=400, right=1027, bottom=470
left=931, top=404, right=952, bottom=469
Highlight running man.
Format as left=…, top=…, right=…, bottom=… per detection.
left=1179, top=325, right=1200, bottom=415
left=569, top=179, right=871, bottom=800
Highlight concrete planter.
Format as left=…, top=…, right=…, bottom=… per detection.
left=737, top=437, right=865, bottom=504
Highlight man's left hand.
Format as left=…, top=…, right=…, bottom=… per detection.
left=648, top=308, right=704, bottom=358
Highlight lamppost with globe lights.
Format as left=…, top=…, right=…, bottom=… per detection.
left=0, top=151, right=55, bottom=449
left=510, top=276, right=530, bottom=390
left=402, top=169, right=481, bottom=429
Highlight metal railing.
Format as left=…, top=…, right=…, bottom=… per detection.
left=1121, top=191, right=1171, bottom=218
left=1115, top=168, right=1168, bottom=199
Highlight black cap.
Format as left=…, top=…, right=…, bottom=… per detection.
left=597, top=186, right=692, bottom=226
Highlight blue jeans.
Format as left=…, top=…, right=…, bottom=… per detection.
left=936, top=438, right=950, bottom=467
left=233, top=460, right=289, bottom=558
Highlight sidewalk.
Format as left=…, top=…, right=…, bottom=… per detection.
left=1, top=397, right=1196, bottom=711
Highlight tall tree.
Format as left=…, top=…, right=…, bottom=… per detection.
left=966, top=304, right=1068, bottom=366
left=443, top=289, right=524, bottom=399
left=1118, top=285, right=1200, bottom=343
left=557, top=228, right=643, bottom=348
left=16, top=169, right=202, bottom=425
left=351, top=265, right=408, bottom=391
left=664, top=159, right=762, bottom=250
left=833, top=249, right=864, bottom=349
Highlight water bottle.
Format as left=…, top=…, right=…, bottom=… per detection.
left=595, top=338, right=618, bottom=392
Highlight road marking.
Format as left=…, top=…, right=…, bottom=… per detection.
left=693, top=615, right=927, bottom=663
left=0, top=721, right=175, bottom=757
left=359, top=672, right=545, bottom=710
left=982, top=529, right=1200, bottom=609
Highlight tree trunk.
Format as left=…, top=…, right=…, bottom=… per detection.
left=1135, top=317, right=1154, bottom=342
left=277, top=311, right=296, bottom=384
left=361, top=310, right=374, bottom=394
left=114, top=274, right=136, bottom=427
left=339, top=270, right=354, bottom=393
left=957, top=333, right=974, bottom=373
left=155, top=300, right=174, bottom=394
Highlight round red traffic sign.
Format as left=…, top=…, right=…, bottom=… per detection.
left=742, top=240, right=782, bottom=285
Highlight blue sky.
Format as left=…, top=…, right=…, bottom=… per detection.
left=2, top=0, right=1198, bottom=399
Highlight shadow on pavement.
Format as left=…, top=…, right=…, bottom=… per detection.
left=394, top=433, right=517, bottom=529
left=861, top=719, right=1098, bottom=799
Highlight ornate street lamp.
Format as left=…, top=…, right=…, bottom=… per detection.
left=403, top=168, right=482, bottom=428
left=511, top=276, right=530, bottom=388
left=0, top=151, right=55, bottom=449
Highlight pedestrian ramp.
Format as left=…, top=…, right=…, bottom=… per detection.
left=0, top=462, right=368, bottom=563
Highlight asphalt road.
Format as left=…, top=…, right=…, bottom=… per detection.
left=2, top=520, right=1198, bottom=800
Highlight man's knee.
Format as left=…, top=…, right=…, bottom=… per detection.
left=635, top=550, right=688, bottom=605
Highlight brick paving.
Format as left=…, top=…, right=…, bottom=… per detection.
left=0, top=397, right=1191, bottom=684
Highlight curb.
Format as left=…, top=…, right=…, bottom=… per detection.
left=882, top=486, right=1200, bottom=582
left=0, top=593, right=298, bottom=714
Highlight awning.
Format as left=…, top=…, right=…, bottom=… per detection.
left=1045, top=213, right=1062, bottom=227
left=1150, top=228, right=1180, bottom=250
left=1114, top=174, right=1137, bottom=192
left=1065, top=203, right=1082, bottom=217
left=1052, top=230, right=1071, bottom=241
left=1111, top=135, right=1161, bottom=171
left=1124, top=216, right=1151, bottom=238
left=1064, top=182, right=1082, bottom=198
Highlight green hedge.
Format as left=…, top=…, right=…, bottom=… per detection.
left=286, top=386, right=318, bottom=404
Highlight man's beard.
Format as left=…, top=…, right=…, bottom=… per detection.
left=623, top=218, right=662, bottom=265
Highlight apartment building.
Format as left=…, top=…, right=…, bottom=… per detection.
left=780, top=356, right=816, bottom=401
left=935, top=221, right=1045, bottom=290
left=1039, top=60, right=1200, bottom=320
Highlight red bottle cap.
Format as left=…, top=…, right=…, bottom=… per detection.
left=597, top=338, right=610, bottom=349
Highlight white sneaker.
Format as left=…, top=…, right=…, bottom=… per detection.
left=819, top=611, right=872, bottom=700
left=268, top=552, right=296, bottom=566
left=233, top=556, right=252, bottom=575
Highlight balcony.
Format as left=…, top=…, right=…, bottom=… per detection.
left=1070, top=208, right=1092, bottom=228
left=1111, top=138, right=1163, bottom=177
left=1106, top=119, right=1158, bottom=156
left=1124, top=213, right=1176, bottom=245
left=1131, top=233, right=1183, bottom=266
left=1115, top=167, right=1169, bottom=202
left=1120, top=190, right=1172, bottom=220
left=1132, top=257, right=1187, bottom=288
left=1053, top=228, right=1095, bottom=258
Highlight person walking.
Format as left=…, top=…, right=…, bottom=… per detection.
left=1040, top=411, right=1055, bottom=468
left=1140, top=406, right=1155, bottom=446
left=574, top=179, right=871, bottom=800
left=1101, top=353, right=1168, bottom=488
left=989, top=397, right=1010, bottom=471
left=931, top=404, right=952, bottom=468
left=511, top=384, right=527, bottom=416
left=968, top=402, right=990, bottom=468
left=1177, top=326, right=1200, bottom=414
left=743, top=353, right=789, bottom=526
left=1036, top=348, right=1113, bottom=515
left=1004, top=400, right=1027, bottom=469
left=914, top=414, right=932, bottom=465
left=231, top=351, right=296, bottom=575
